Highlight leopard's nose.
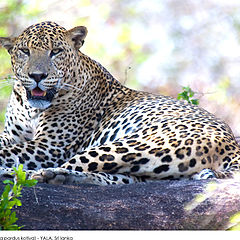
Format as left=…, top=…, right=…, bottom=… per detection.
left=28, top=72, right=48, bottom=83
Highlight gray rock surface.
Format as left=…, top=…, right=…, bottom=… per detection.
left=1, top=179, right=240, bottom=230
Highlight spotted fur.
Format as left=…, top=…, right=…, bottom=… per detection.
left=0, top=21, right=239, bottom=185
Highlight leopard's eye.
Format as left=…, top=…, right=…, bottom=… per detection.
left=50, top=48, right=63, bottom=58
left=19, top=48, right=30, bottom=56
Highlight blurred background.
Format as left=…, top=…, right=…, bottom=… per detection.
left=1, top=0, right=240, bottom=136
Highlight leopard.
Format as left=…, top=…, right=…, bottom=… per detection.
left=0, top=21, right=239, bottom=185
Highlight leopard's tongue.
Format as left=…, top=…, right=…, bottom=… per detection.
left=31, top=88, right=46, bottom=97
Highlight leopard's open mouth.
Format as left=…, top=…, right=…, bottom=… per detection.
left=26, top=87, right=56, bottom=100
left=31, top=87, right=47, bottom=97
left=26, top=87, right=57, bottom=109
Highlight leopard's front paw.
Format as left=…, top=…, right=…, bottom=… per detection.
left=30, top=167, right=89, bottom=185
left=31, top=168, right=69, bottom=184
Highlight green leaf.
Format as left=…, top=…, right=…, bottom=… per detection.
left=8, top=212, right=18, bottom=225
left=8, top=198, right=22, bottom=209
left=0, top=197, right=9, bottom=210
left=14, top=199, right=22, bottom=207
left=178, top=86, right=199, bottom=105
left=191, top=99, right=199, bottom=105
left=5, top=209, right=11, bottom=217
left=189, top=90, right=194, bottom=98
left=7, top=200, right=17, bottom=209
left=12, top=184, right=18, bottom=195
left=3, top=179, right=14, bottom=185
left=23, top=179, right=38, bottom=187
left=178, top=92, right=188, bottom=100
left=2, top=185, right=11, bottom=199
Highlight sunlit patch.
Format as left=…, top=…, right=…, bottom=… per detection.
left=233, top=171, right=240, bottom=181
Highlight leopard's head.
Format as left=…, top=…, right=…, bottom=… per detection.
left=0, top=21, right=87, bottom=109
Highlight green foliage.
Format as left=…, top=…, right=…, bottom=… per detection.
left=177, top=86, right=199, bottom=105
left=0, top=164, right=38, bottom=230
left=0, top=76, right=13, bottom=99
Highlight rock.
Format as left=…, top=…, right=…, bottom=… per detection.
left=0, top=179, right=240, bottom=230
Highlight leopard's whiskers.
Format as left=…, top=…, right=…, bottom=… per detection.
left=58, top=82, right=82, bottom=92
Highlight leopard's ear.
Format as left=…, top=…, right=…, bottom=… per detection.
left=0, top=37, right=16, bottom=54
left=66, top=26, right=88, bottom=50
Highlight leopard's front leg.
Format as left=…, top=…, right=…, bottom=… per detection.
left=31, top=168, right=143, bottom=185
left=30, top=140, right=151, bottom=185
left=0, top=132, right=16, bottom=148
left=0, top=140, right=66, bottom=178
